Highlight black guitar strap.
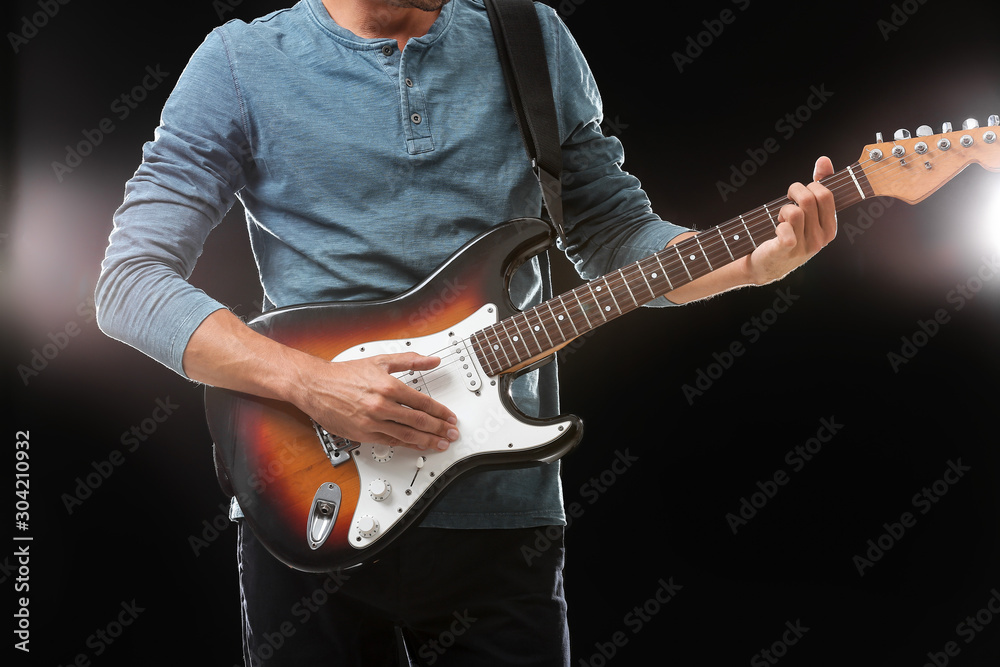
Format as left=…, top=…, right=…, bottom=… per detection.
left=483, top=0, right=566, bottom=245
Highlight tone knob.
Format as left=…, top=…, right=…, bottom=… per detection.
left=962, top=118, right=979, bottom=130
left=893, top=128, right=911, bottom=140
left=368, top=478, right=392, bottom=501
left=357, top=515, right=380, bottom=538
left=371, top=443, right=394, bottom=463
left=915, top=125, right=933, bottom=137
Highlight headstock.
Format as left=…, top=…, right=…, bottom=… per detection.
left=857, top=115, right=999, bottom=204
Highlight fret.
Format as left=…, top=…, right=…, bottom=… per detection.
left=599, top=274, right=624, bottom=314
left=675, top=239, right=713, bottom=283
left=476, top=328, right=503, bottom=375
left=488, top=324, right=513, bottom=369
left=653, top=253, right=674, bottom=291
left=585, top=283, right=609, bottom=322
left=720, top=219, right=757, bottom=260
left=739, top=215, right=757, bottom=248
left=571, top=288, right=594, bottom=330
left=557, top=296, right=580, bottom=337
left=716, top=226, right=736, bottom=262
left=694, top=235, right=713, bottom=271
left=500, top=318, right=531, bottom=361
left=745, top=210, right=777, bottom=248
left=469, top=332, right=492, bottom=375
left=616, top=268, right=639, bottom=308
left=526, top=306, right=552, bottom=350
left=674, top=245, right=693, bottom=282
left=545, top=301, right=569, bottom=342
left=635, top=260, right=656, bottom=301
left=762, top=203, right=778, bottom=230
left=515, top=311, right=541, bottom=358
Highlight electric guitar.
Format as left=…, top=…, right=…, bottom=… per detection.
left=205, top=118, right=999, bottom=572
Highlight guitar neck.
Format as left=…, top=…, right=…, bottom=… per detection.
left=470, top=163, right=875, bottom=376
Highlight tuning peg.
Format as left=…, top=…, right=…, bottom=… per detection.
left=875, top=132, right=884, bottom=143
left=915, top=125, right=933, bottom=137
left=988, top=114, right=999, bottom=127
left=962, top=118, right=979, bottom=130
left=941, top=122, right=953, bottom=133
left=894, top=128, right=911, bottom=140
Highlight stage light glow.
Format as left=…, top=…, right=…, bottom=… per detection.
left=981, top=186, right=1000, bottom=256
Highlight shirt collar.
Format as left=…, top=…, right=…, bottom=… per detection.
left=304, top=0, right=456, bottom=51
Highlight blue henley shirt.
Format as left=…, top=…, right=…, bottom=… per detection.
left=96, top=0, right=690, bottom=529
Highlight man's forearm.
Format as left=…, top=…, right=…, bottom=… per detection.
left=182, top=308, right=309, bottom=402
left=663, top=232, right=756, bottom=304
left=182, top=309, right=461, bottom=451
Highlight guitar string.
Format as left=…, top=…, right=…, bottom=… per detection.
left=396, top=146, right=936, bottom=388
left=391, top=141, right=955, bottom=388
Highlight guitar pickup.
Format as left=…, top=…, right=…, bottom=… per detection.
left=449, top=336, right=483, bottom=393
left=312, top=422, right=358, bottom=467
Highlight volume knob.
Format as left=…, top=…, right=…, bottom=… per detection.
left=369, top=478, right=392, bottom=501
left=357, top=515, right=380, bottom=538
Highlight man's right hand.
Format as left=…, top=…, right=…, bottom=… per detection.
left=182, top=309, right=460, bottom=451
left=289, top=351, right=459, bottom=451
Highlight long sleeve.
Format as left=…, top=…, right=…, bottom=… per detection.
left=96, top=31, right=251, bottom=376
left=539, top=7, right=691, bottom=304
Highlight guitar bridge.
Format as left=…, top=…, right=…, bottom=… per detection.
left=312, top=421, right=359, bottom=467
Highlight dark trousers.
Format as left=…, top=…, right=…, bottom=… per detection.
left=237, top=522, right=570, bottom=666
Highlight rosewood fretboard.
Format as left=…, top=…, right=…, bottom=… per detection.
left=469, top=163, right=874, bottom=376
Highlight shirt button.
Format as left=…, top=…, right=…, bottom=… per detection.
left=410, top=113, right=422, bottom=125
left=381, top=45, right=393, bottom=56
left=405, top=77, right=414, bottom=88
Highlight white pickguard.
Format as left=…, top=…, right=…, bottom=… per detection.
left=332, top=304, right=573, bottom=551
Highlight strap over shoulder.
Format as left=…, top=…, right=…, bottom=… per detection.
left=483, top=0, right=566, bottom=245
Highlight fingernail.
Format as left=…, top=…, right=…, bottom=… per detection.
left=447, top=429, right=459, bottom=441
left=448, top=416, right=458, bottom=425
left=436, top=440, right=450, bottom=451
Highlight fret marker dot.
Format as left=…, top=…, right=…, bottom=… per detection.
left=733, top=234, right=740, bottom=240
left=605, top=306, right=611, bottom=311
left=558, top=315, right=564, bottom=320
left=512, top=336, right=519, bottom=342
left=595, top=286, right=602, bottom=291
left=651, top=272, right=658, bottom=278
left=689, top=254, right=696, bottom=261
left=534, top=326, right=540, bottom=331
left=493, top=345, right=499, bottom=350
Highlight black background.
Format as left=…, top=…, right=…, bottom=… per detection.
left=4, top=0, right=1000, bottom=665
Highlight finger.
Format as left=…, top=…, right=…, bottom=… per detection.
left=780, top=183, right=811, bottom=249
left=377, top=416, right=457, bottom=452
left=377, top=352, right=443, bottom=374
left=806, top=180, right=837, bottom=244
left=813, top=155, right=834, bottom=181
left=374, top=352, right=459, bottom=423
